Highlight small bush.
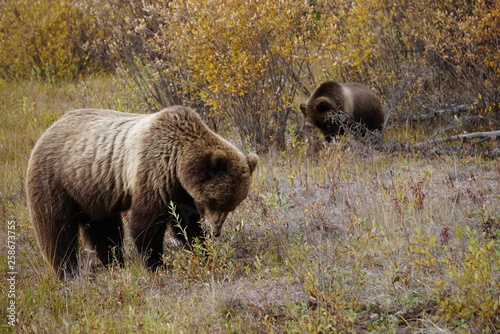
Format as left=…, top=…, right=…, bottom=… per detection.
left=435, top=237, right=500, bottom=332
left=0, top=0, right=112, bottom=80
left=411, top=226, right=500, bottom=332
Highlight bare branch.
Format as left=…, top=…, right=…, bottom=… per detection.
left=393, top=104, right=472, bottom=122
left=418, top=130, right=500, bottom=146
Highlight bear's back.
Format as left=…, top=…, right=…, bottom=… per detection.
left=28, top=109, right=154, bottom=216
left=341, top=83, right=384, bottom=130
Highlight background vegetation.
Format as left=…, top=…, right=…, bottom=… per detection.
left=0, top=0, right=499, bottom=332
left=1, top=0, right=498, bottom=149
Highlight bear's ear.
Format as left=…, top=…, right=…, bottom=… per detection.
left=316, top=101, right=332, bottom=113
left=246, top=153, right=259, bottom=174
left=208, top=149, right=228, bottom=175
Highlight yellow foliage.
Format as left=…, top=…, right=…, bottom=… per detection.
left=436, top=238, right=500, bottom=331
left=138, top=0, right=318, bottom=149
left=411, top=226, right=500, bottom=331
left=163, top=0, right=314, bottom=105
left=1, top=0, right=497, bottom=142
left=0, top=0, right=105, bottom=79
left=397, top=0, right=499, bottom=112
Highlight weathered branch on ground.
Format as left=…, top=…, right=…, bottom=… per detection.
left=393, top=104, right=471, bottom=122
left=299, top=118, right=500, bottom=158
left=418, top=130, right=500, bottom=146
left=380, top=135, right=500, bottom=158
left=421, top=145, right=499, bottom=158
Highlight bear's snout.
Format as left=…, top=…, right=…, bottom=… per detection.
left=203, top=211, right=229, bottom=237
left=299, top=103, right=306, bottom=115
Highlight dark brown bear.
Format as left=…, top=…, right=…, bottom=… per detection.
left=26, top=106, right=258, bottom=279
left=300, top=81, right=384, bottom=141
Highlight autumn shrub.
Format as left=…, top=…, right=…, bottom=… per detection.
left=404, top=0, right=500, bottom=115
left=410, top=226, right=500, bottom=332
left=436, top=237, right=500, bottom=332
left=2, top=0, right=497, bottom=145
left=309, top=0, right=424, bottom=121
left=312, top=0, right=499, bottom=119
left=176, top=0, right=317, bottom=150
left=109, top=0, right=495, bottom=149
left=0, top=0, right=113, bottom=80
left=111, top=0, right=316, bottom=151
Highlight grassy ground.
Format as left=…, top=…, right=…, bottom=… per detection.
left=1, top=77, right=499, bottom=333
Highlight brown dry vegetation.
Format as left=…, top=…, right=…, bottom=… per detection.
left=0, top=77, right=499, bottom=333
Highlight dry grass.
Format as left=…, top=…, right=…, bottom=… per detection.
left=1, top=77, right=499, bottom=333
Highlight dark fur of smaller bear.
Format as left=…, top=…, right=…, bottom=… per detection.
left=300, top=80, right=384, bottom=141
left=26, top=106, right=258, bottom=279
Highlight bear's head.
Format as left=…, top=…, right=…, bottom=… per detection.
left=300, top=81, right=346, bottom=141
left=179, top=149, right=258, bottom=237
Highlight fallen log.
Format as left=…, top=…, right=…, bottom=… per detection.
left=418, top=130, right=500, bottom=146
left=393, top=104, right=471, bottom=122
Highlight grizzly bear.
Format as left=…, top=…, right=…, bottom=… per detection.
left=300, top=81, right=384, bottom=141
left=26, top=106, right=258, bottom=279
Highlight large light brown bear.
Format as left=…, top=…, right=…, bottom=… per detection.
left=300, top=80, right=384, bottom=141
left=26, top=106, right=258, bottom=279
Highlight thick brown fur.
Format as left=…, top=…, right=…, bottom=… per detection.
left=300, top=81, right=384, bottom=141
left=26, top=106, right=258, bottom=279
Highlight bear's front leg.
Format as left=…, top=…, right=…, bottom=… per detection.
left=171, top=201, right=205, bottom=247
left=129, top=210, right=167, bottom=271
